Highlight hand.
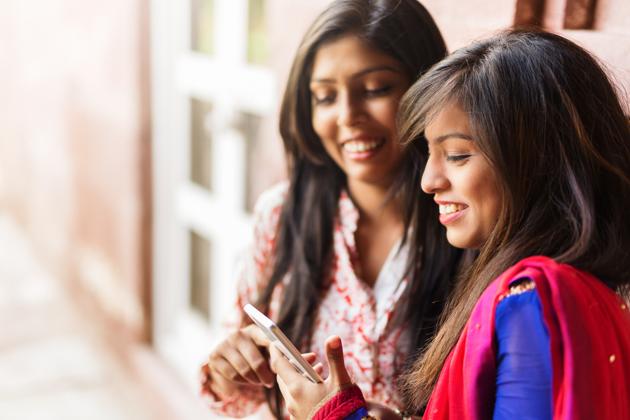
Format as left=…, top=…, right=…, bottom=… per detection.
left=202, top=324, right=274, bottom=399
left=269, top=335, right=352, bottom=420
left=365, top=401, right=404, bottom=420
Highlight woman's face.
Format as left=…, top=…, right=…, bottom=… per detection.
left=421, top=102, right=502, bottom=249
left=310, top=35, right=411, bottom=188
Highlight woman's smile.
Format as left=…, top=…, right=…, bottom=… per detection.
left=341, top=136, right=386, bottom=160
left=437, top=201, right=469, bottom=225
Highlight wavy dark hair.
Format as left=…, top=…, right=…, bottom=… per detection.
left=398, top=29, right=630, bottom=408
left=252, top=0, right=464, bottom=416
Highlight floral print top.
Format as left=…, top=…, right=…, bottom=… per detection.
left=203, top=182, right=411, bottom=418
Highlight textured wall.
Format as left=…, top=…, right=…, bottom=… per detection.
left=0, top=0, right=151, bottom=340
left=422, top=0, right=630, bottom=104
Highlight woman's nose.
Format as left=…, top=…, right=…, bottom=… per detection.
left=336, top=94, right=366, bottom=127
left=421, top=156, right=448, bottom=194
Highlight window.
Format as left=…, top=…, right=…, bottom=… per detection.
left=189, top=231, right=211, bottom=320
left=151, top=0, right=280, bottom=389
left=190, top=99, right=213, bottom=191
left=247, top=0, right=269, bottom=64
left=191, top=0, right=215, bottom=55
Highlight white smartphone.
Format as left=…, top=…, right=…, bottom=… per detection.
left=243, top=304, right=323, bottom=384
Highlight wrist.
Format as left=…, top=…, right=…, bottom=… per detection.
left=310, top=384, right=366, bottom=420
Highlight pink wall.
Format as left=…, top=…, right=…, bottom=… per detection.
left=422, top=0, right=630, bottom=104
left=0, top=0, right=151, bottom=340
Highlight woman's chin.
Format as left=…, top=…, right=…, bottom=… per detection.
left=446, top=230, right=482, bottom=250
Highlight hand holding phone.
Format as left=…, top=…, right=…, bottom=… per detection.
left=203, top=322, right=276, bottom=399
left=244, top=304, right=323, bottom=383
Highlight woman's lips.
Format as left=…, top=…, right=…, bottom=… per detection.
left=438, top=202, right=469, bottom=225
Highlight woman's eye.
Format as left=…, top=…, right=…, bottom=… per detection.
left=446, top=154, right=472, bottom=163
left=312, top=94, right=335, bottom=106
left=365, top=86, right=392, bottom=97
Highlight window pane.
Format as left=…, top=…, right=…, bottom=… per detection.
left=247, top=0, right=269, bottom=64
left=191, top=0, right=215, bottom=55
left=190, top=231, right=211, bottom=320
left=241, top=112, right=264, bottom=212
left=190, top=99, right=213, bottom=191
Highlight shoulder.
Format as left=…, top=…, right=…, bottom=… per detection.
left=496, top=281, right=540, bottom=325
left=250, top=182, right=289, bottom=232
left=253, top=181, right=289, bottom=218
left=488, top=256, right=625, bottom=321
left=500, top=278, right=536, bottom=299
left=491, top=255, right=583, bottom=295
left=495, top=278, right=539, bottom=323
left=253, top=181, right=289, bottom=250
left=473, top=257, right=564, bottom=324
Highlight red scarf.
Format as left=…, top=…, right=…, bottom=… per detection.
left=424, top=256, right=630, bottom=420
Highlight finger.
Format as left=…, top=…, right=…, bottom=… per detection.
left=244, top=324, right=271, bottom=348
left=233, top=334, right=275, bottom=387
left=224, top=332, right=270, bottom=385
left=276, top=374, right=290, bottom=401
left=313, top=362, right=324, bottom=375
left=199, top=363, right=213, bottom=393
left=324, top=336, right=352, bottom=388
left=222, top=348, right=263, bottom=385
left=302, top=352, right=317, bottom=365
left=210, top=337, right=258, bottom=385
left=276, top=375, right=296, bottom=416
left=200, top=362, right=212, bottom=386
left=200, top=362, right=210, bottom=379
left=209, top=356, right=250, bottom=385
left=201, top=362, right=210, bottom=374
left=269, top=344, right=306, bottom=385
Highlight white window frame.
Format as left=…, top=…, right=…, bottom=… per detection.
left=150, top=0, right=276, bottom=389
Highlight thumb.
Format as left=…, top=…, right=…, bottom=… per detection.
left=325, top=336, right=352, bottom=388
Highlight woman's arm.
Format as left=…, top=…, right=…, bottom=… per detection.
left=493, top=283, right=552, bottom=420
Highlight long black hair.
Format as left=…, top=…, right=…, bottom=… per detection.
left=255, top=1, right=463, bottom=416
left=399, top=29, right=630, bottom=408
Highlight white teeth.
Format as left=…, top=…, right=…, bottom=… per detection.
left=343, top=140, right=381, bottom=153
left=439, top=204, right=464, bottom=215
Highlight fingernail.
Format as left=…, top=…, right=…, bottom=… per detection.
left=330, top=337, right=341, bottom=349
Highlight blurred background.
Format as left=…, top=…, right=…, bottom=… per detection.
left=0, top=0, right=628, bottom=419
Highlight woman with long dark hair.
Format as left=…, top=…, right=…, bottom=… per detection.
left=269, top=29, right=630, bottom=419
left=200, top=1, right=462, bottom=418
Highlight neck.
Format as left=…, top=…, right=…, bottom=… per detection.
left=347, top=179, right=402, bottom=224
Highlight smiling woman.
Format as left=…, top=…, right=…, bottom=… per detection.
left=401, top=29, right=630, bottom=419
left=199, top=1, right=465, bottom=419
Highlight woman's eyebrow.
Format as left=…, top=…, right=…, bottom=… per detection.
left=429, top=132, right=474, bottom=144
left=311, top=65, right=402, bottom=84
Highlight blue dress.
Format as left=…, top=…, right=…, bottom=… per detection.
left=493, top=288, right=552, bottom=419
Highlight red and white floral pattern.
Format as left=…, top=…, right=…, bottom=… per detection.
left=203, top=182, right=410, bottom=418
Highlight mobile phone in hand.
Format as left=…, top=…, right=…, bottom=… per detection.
left=243, top=304, right=323, bottom=383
